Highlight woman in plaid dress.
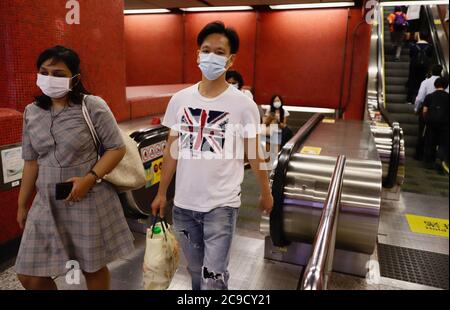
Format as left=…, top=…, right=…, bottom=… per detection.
left=15, top=46, right=134, bottom=290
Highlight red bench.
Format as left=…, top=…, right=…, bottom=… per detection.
left=127, top=84, right=193, bottom=119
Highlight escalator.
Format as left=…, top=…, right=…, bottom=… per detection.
left=383, top=7, right=417, bottom=158
left=381, top=5, right=449, bottom=196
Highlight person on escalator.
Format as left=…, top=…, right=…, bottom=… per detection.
left=387, top=6, right=408, bottom=62
left=263, top=95, right=293, bottom=148
left=151, top=21, right=273, bottom=290
left=405, top=5, right=422, bottom=43
left=414, top=65, right=448, bottom=161
left=422, top=77, right=449, bottom=171
left=407, top=31, right=433, bottom=104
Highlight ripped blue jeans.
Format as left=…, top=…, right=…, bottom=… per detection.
left=172, top=205, right=238, bottom=290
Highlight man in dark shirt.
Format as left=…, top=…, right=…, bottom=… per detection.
left=422, top=77, right=449, bottom=172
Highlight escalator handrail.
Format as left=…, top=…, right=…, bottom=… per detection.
left=424, top=5, right=449, bottom=76
left=378, top=100, right=394, bottom=127
left=378, top=7, right=395, bottom=127
left=367, top=7, right=402, bottom=188
left=270, top=113, right=324, bottom=247
left=383, top=122, right=401, bottom=188
left=299, top=155, right=346, bottom=290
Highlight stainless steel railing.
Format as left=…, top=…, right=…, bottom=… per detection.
left=299, top=155, right=346, bottom=290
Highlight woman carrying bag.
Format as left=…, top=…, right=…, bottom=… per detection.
left=15, top=46, right=135, bottom=290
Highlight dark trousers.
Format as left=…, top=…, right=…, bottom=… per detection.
left=423, top=123, right=449, bottom=164
left=415, top=112, right=425, bottom=160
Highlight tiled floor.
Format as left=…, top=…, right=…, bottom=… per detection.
left=1, top=226, right=442, bottom=291
left=1, top=175, right=447, bottom=290
left=378, top=191, right=449, bottom=255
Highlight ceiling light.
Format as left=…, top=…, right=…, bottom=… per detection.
left=270, top=2, right=355, bottom=10
left=379, top=0, right=449, bottom=6
left=124, top=9, right=170, bottom=14
left=180, top=6, right=253, bottom=12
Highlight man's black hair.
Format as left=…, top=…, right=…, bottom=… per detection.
left=197, top=21, right=240, bottom=54
left=419, top=31, right=430, bottom=42
left=435, top=77, right=449, bottom=90
left=431, top=64, right=443, bottom=77
left=226, top=70, right=244, bottom=89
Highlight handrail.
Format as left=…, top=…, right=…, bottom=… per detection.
left=383, top=122, right=401, bottom=188
left=299, top=155, right=346, bottom=290
left=424, top=5, right=449, bottom=76
left=365, top=5, right=403, bottom=189
left=270, top=113, right=324, bottom=247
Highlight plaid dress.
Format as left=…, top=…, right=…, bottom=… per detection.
left=15, top=95, right=135, bottom=277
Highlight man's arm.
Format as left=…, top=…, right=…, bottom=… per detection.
left=422, top=94, right=431, bottom=119
left=151, top=130, right=179, bottom=217
left=244, top=136, right=273, bottom=214
left=415, top=80, right=427, bottom=112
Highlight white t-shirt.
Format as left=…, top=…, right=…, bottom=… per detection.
left=162, top=83, right=260, bottom=212
left=242, top=89, right=254, bottom=100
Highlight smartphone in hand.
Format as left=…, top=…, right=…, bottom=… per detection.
left=55, top=182, right=74, bottom=200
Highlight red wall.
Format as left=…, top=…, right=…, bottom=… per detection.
left=254, top=9, right=348, bottom=108
left=0, top=0, right=129, bottom=121
left=124, top=9, right=371, bottom=119
left=341, top=7, right=372, bottom=120
left=0, top=109, right=23, bottom=244
left=125, top=14, right=184, bottom=86
left=0, top=0, right=128, bottom=245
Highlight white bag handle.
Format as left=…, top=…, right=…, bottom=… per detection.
left=81, top=95, right=101, bottom=152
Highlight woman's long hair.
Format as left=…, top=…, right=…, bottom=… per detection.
left=35, top=45, right=90, bottom=110
left=270, top=94, right=285, bottom=122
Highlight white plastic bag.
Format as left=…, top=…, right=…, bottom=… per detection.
left=143, top=220, right=180, bottom=290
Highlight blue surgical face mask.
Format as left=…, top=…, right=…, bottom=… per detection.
left=198, top=52, right=229, bottom=81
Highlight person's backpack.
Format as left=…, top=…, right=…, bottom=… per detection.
left=426, top=92, right=449, bottom=126
left=393, top=13, right=407, bottom=31
left=416, top=45, right=431, bottom=67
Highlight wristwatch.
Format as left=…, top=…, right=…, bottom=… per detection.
left=88, top=170, right=102, bottom=183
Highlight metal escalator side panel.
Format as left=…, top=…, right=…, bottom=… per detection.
left=269, top=113, right=324, bottom=247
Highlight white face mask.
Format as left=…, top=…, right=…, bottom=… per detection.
left=36, top=74, right=78, bottom=99
left=273, top=100, right=282, bottom=109
left=198, top=52, right=229, bottom=81
left=231, top=83, right=240, bottom=90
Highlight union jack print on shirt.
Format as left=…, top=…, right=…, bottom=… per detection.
left=180, top=107, right=230, bottom=154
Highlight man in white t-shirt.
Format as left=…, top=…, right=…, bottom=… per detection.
left=151, top=21, right=273, bottom=290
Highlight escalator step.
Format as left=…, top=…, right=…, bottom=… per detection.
left=405, top=148, right=415, bottom=157
left=390, top=113, right=419, bottom=124
left=401, top=123, right=419, bottom=136
left=387, top=103, right=415, bottom=113
left=384, top=46, right=410, bottom=56
left=386, top=76, right=408, bottom=85
left=386, top=93, right=408, bottom=103
left=385, top=61, right=410, bottom=70
left=386, top=85, right=407, bottom=95
left=403, top=135, right=418, bottom=148
left=386, top=68, right=409, bottom=77
left=385, top=55, right=410, bottom=62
